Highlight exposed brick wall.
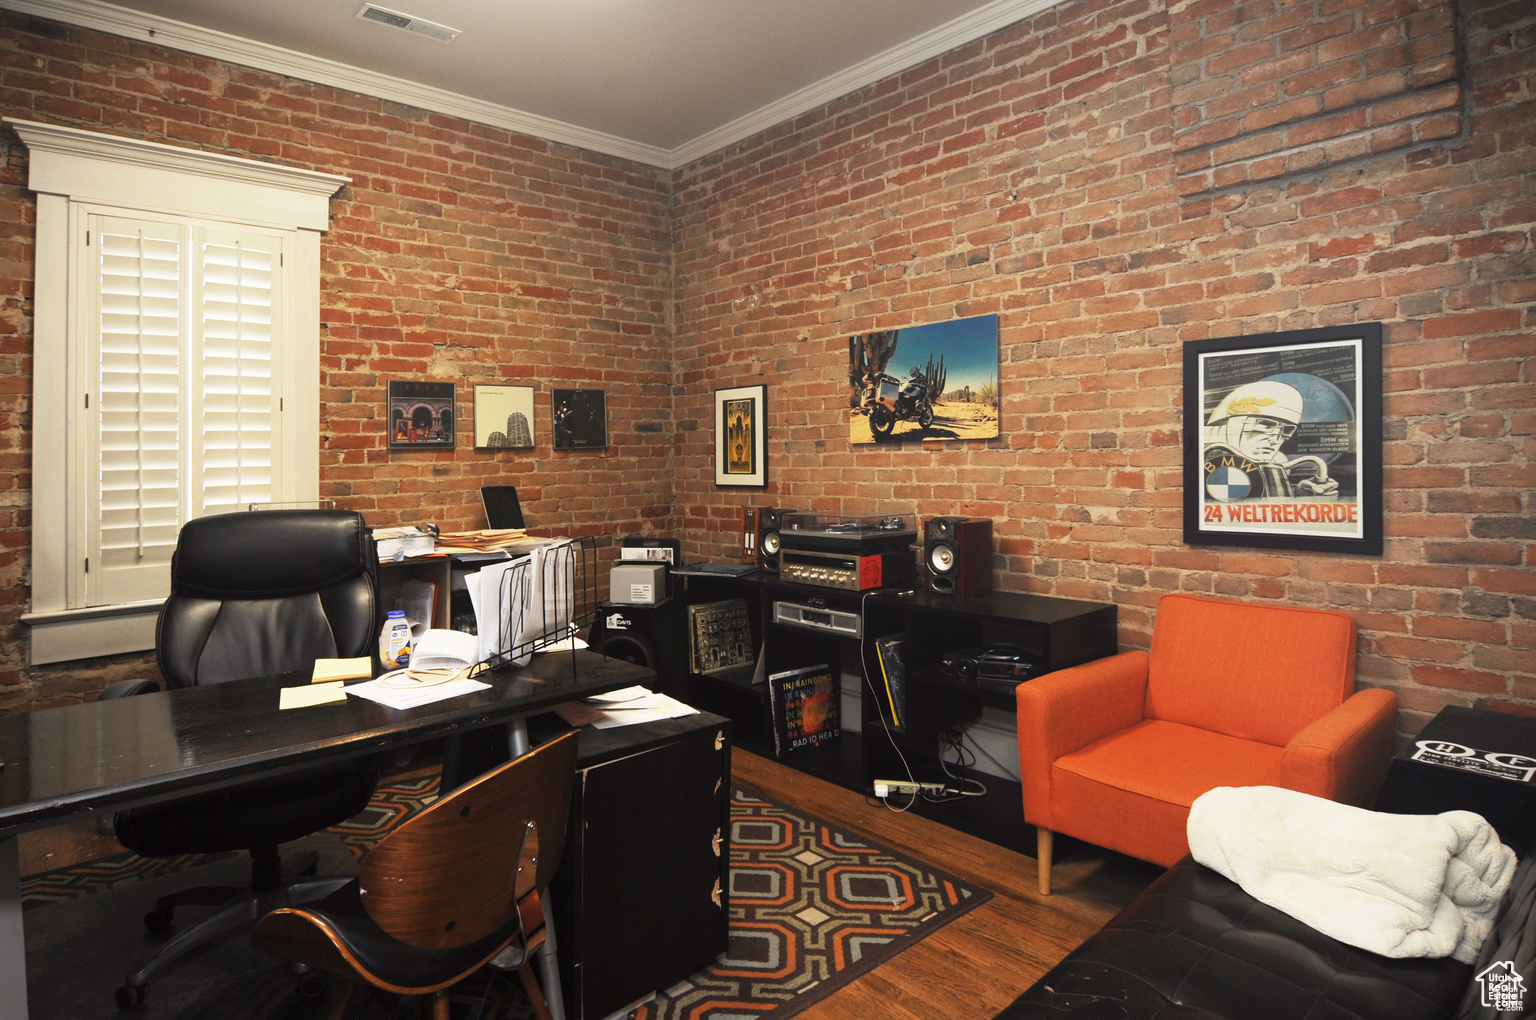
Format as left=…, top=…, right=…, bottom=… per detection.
left=0, top=12, right=674, bottom=708
left=0, top=1, right=1530, bottom=734
left=670, top=0, right=1534, bottom=734
left=1169, top=0, right=1464, bottom=197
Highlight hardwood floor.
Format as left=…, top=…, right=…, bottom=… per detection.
left=733, top=749, right=1162, bottom=1020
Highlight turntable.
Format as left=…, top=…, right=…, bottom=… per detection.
left=778, top=512, right=917, bottom=591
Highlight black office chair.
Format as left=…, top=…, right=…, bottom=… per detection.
left=252, top=730, right=580, bottom=1020
left=101, top=509, right=383, bottom=1008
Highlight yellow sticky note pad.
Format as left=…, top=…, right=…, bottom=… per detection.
left=280, top=681, right=347, bottom=710
left=312, top=657, right=372, bottom=683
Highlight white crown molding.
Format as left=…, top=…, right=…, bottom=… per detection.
left=667, top=0, right=1062, bottom=168
left=2, top=0, right=1060, bottom=171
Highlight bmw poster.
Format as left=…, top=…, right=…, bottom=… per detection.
left=1182, top=324, right=1382, bottom=555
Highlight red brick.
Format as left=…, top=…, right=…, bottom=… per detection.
left=0, top=3, right=1528, bottom=739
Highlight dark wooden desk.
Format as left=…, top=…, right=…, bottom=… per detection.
left=0, top=649, right=649, bottom=1020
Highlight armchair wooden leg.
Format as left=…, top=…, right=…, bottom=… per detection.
left=518, top=962, right=555, bottom=1020
left=431, top=989, right=451, bottom=1020
left=1037, top=828, right=1053, bottom=896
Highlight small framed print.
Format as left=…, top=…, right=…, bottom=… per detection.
left=1183, top=323, right=1382, bottom=555
left=715, top=384, right=766, bottom=487
left=388, top=380, right=456, bottom=449
left=551, top=388, right=607, bottom=450
left=474, top=385, right=535, bottom=449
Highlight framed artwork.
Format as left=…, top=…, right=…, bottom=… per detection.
left=715, top=384, right=766, bottom=487
left=1183, top=323, right=1382, bottom=555
left=847, top=312, right=1000, bottom=444
left=473, top=385, right=535, bottom=449
left=551, top=388, right=606, bottom=450
left=387, top=380, right=456, bottom=449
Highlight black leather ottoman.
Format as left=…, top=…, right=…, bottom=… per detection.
left=995, top=858, right=1481, bottom=1020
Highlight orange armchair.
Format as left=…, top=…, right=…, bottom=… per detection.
left=1017, top=593, right=1397, bottom=894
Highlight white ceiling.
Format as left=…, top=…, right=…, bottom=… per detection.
left=3, top=0, right=1058, bottom=168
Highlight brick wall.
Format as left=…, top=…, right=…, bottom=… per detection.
left=0, top=1, right=1530, bottom=731
left=670, top=0, right=1535, bottom=733
left=0, top=12, right=674, bottom=707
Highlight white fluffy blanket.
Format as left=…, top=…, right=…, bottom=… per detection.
left=1187, top=786, right=1517, bottom=962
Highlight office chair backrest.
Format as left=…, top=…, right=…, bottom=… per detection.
left=358, top=730, right=580, bottom=951
left=157, top=509, right=381, bottom=688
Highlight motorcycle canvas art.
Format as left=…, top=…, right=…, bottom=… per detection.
left=847, top=313, right=1000, bottom=444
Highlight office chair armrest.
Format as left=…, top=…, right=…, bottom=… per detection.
left=97, top=678, right=162, bottom=700
left=1278, top=687, right=1398, bottom=807
left=1017, top=650, right=1150, bottom=824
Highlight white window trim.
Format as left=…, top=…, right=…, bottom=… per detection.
left=8, top=119, right=348, bottom=665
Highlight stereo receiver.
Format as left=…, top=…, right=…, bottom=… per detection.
left=780, top=547, right=916, bottom=591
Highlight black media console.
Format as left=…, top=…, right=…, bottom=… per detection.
left=666, top=573, right=1118, bottom=851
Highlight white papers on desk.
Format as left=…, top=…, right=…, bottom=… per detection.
left=554, top=687, right=698, bottom=729
left=466, top=556, right=531, bottom=666
left=464, top=538, right=577, bottom=667
left=346, top=675, right=491, bottom=710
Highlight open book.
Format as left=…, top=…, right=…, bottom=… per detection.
left=347, top=629, right=491, bottom=710
left=407, top=628, right=481, bottom=671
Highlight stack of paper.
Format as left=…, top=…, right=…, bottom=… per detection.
left=555, top=686, right=698, bottom=729
left=435, top=529, right=537, bottom=553
left=375, top=526, right=437, bottom=559
left=346, top=673, right=491, bottom=710
left=311, top=657, right=372, bottom=683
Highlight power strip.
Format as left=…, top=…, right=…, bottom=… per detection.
left=873, top=780, right=946, bottom=799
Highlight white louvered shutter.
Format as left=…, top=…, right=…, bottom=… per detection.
left=85, top=215, right=286, bottom=607
left=193, top=230, right=278, bottom=518
left=90, top=216, right=184, bottom=605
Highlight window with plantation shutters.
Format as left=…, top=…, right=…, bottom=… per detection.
left=11, top=117, right=345, bottom=663
left=86, top=216, right=285, bottom=607
left=195, top=232, right=278, bottom=518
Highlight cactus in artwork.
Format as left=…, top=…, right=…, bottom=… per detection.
left=848, top=330, right=899, bottom=407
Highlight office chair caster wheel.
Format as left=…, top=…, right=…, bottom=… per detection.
left=143, top=907, right=174, bottom=934
left=115, top=983, right=145, bottom=1009
left=296, top=970, right=327, bottom=999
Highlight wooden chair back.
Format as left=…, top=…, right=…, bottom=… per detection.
left=358, top=729, right=579, bottom=951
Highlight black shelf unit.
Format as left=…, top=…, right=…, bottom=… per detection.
left=673, top=572, right=1119, bottom=851
left=862, top=589, right=1118, bottom=849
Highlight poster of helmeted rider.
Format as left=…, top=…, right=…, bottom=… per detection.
left=1183, top=325, right=1382, bottom=555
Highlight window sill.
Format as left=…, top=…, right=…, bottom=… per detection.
left=20, top=602, right=163, bottom=665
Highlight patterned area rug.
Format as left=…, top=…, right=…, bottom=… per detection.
left=632, top=785, right=991, bottom=1020
left=19, top=771, right=441, bottom=910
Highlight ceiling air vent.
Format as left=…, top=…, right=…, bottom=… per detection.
left=354, top=4, right=460, bottom=43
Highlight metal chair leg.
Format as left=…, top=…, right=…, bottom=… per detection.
left=535, top=892, right=566, bottom=1020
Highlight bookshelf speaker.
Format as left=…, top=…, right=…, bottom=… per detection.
left=587, top=598, right=689, bottom=696
left=757, top=507, right=794, bottom=573
left=924, top=517, right=993, bottom=598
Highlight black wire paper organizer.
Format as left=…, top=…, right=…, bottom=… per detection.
left=479, top=534, right=599, bottom=673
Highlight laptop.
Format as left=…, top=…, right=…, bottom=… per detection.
left=480, top=485, right=525, bottom=530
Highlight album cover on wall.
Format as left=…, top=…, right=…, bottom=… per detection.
left=552, top=388, right=607, bottom=449
left=388, top=380, right=456, bottom=449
